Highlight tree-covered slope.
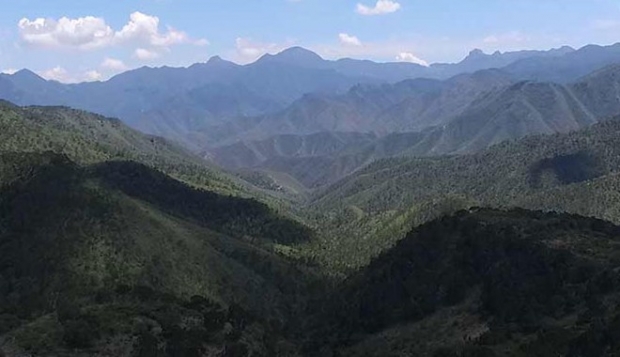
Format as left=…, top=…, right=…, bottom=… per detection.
left=316, top=208, right=620, bottom=357
left=0, top=100, right=306, bottom=209
left=304, top=118, right=620, bottom=272
left=5, top=103, right=620, bottom=356
left=0, top=152, right=314, bottom=356
left=0, top=101, right=236, bottom=192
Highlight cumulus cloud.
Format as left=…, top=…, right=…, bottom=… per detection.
left=40, top=66, right=105, bottom=83
left=101, top=57, right=128, bottom=71
left=134, top=48, right=160, bottom=60
left=18, top=12, right=207, bottom=52
left=1, top=68, right=18, bottom=75
left=18, top=16, right=113, bottom=50
left=115, top=12, right=198, bottom=47
left=395, top=52, right=429, bottom=66
left=84, top=70, right=102, bottom=81
left=40, top=66, right=71, bottom=81
left=339, top=33, right=362, bottom=47
left=356, top=0, right=401, bottom=15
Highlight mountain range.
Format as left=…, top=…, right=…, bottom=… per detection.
left=207, top=62, right=620, bottom=188
left=5, top=41, right=620, bottom=356
left=0, top=43, right=608, bottom=147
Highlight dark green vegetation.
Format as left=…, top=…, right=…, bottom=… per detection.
left=4, top=43, right=620, bottom=355
left=0, top=100, right=237, bottom=194
left=0, top=151, right=315, bottom=356
left=319, top=209, right=620, bottom=356
left=0, top=103, right=319, bottom=355
left=5, top=157, right=620, bottom=356
left=0, top=100, right=305, bottom=211
left=303, top=117, right=620, bottom=272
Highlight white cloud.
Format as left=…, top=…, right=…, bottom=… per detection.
left=356, top=0, right=401, bottom=16
left=312, top=38, right=431, bottom=64
left=1, top=68, right=18, bottom=75
left=84, top=70, right=102, bottom=81
left=134, top=48, right=160, bottom=60
left=18, top=12, right=207, bottom=51
left=115, top=12, right=199, bottom=47
left=18, top=16, right=113, bottom=49
left=234, top=37, right=289, bottom=63
left=101, top=57, right=128, bottom=71
left=40, top=66, right=70, bottom=81
left=339, top=33, right=362, bottom=47
left=40, top=66, right=105, bottom=83
left=395, top=52, right=429, bottom=66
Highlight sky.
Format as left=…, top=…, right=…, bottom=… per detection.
left=1, top=0, right=620, bottom=82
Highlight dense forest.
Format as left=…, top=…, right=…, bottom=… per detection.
left=302, top=118, right=620, bottom=272
left=3, top=101, right=620, bottom=356
left=317, top=209, right=620, bottom=356
left=0, top=151, right=319, bottom=356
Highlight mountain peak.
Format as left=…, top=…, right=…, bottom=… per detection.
left=12, top=69, right=44, bottom=81
left=207, top=55, right=225, bottom=64
left=279, top=46, right=322, bottom=57
left=258, top=47, right=325, bottom=67
left=468, top=49, right=486, bottom=58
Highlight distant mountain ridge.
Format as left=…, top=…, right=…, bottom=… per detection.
left=4, top=42, right=620, bottom=189
left=207, top=63, right=620, bottom=188
left=0, top=44, right=586, bottom=144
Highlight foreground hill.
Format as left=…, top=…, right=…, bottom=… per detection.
left=4, top=104, right=620, bottom=355
left=4, top=163, right=620, bottom=357
left=0, top=152, right=314, bottom=356
left=318, top=208, right=620, bottom=356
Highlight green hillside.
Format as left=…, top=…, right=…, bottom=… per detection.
left=0, top=101, right=254, bottom=197
left=4, top=101, right=620, bottom=356
left=316, top=208, right=620, bottom=357
left=305, top=118, right=620, bottom=272
left=0, top=151, right=314, bottom=356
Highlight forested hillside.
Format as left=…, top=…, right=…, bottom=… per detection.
left=304, top=118, right=620, bottom=272
left=4, top=101, right=620, bottom=356
left=0, top=151, right=315, bottom=356
left=6, top=1, right=620, bottom=355
left=317, top=208, right=620, bottom=356
left=0, top=100, right=309, bottom=213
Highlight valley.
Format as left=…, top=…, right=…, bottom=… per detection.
left=3, top=30, right=620, bottom=356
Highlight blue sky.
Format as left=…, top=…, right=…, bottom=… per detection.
left=1, top=0, right=620, bottom=82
